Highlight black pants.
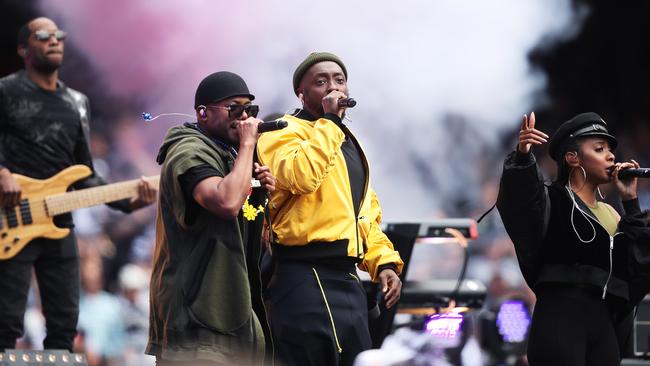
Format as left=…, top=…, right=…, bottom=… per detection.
left=265, top=260, right=371, bottom=366
left=527, top=284, right=620, bottom=366
left=0, top=235, right=79, bottom=351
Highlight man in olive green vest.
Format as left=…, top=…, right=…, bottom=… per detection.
left=146, top=71, right=276, bottom=366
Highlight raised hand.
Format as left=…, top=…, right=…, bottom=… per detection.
left=518, top=112, right=549, bottom=154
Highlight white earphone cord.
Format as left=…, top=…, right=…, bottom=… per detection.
left=144, top=112, right=195, bottom=121
left=566, top=186, right=597, bottom=243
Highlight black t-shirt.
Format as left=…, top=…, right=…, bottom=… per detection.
left=0, top=70, right=130, bottom=231
left=178, top=164, right=222, bottom=225
left=0, top=70, right=90, bottom=179
left=341, top=139, right=365, bottom=215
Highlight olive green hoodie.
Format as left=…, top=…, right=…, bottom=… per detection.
left=146, top=123, right=270, bottom=364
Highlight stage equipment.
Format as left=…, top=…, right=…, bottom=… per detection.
left=0, top=349, right=87, bottom=366
left=366, top=219, right=485, bottom=348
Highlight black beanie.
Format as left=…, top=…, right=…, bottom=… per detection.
left=194, top=71, right=255, bottom=109
left=292, top=52, right=347, bottom=96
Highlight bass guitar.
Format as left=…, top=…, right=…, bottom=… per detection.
left=0, top=164, right=159, bottom=260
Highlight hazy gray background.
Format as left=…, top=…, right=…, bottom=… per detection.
left=38, top=0, right=584, bottom=220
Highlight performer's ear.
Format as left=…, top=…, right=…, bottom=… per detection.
left=565, top=151, right=580, bottom=167
left=197, top=106, right=207, bottom=119
left=298, top=91, right=304, bottom=104
left=19, top=48, right=28, bottom=58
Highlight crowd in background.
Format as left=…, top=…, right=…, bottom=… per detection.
left=11, top=117, right=648, bottom=366
left=3, top=0, right=650, bottom=364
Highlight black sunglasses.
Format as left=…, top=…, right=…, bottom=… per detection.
left=208, top=104, right=259, bottom=118
left=34, top=29, right=67, bottom=42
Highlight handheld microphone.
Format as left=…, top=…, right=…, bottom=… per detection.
left=618, top=168, right=650, bottom=179
left=338, top=98, right=357, bottom=108
left=258, top=120, right=288, bottom=133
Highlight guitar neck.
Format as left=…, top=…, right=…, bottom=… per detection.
left=45, top=176, right=159, bottom=216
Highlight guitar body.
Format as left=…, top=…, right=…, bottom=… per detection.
left=0, top=165, right=92, bottom=260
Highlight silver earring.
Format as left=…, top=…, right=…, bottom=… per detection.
left=597, top=186, right=605, bottom=200
left=568, top=166, right=587, bottom=192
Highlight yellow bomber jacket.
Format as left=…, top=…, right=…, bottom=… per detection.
left=256, top=113, right=404, bottom=282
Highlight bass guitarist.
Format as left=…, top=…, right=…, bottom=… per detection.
left=0, top=17, right=157, bottom=352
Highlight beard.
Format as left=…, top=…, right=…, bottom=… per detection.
left=32, top=53, right=62, bottom=74
left=303, top=92, right=325, bottom=118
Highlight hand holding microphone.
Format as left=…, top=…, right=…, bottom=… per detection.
left=338, top=98, right=356, bottom=108
left=235, top=118, right=289, bottom=140
left=608, top=162, right=650, bottom=179
left=322, top=91, right=356, bottom=117
left=617, top=167, right=650, bottom=179
left=610, top=160, right=642, bottom=201
left=238, top=117, right=263, bottom=147
left=258, top=120, right=288, bottom=133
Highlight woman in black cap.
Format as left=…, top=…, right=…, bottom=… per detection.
left=497, top=112, right=650, bottom=365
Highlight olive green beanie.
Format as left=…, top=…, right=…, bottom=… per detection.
left=292, top=52, right=347, bottom=96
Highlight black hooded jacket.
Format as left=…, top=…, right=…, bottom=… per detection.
left=497, top=150, right=650, bottom=313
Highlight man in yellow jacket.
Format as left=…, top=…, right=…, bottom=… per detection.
left=256, top=52, right=404, bottom=366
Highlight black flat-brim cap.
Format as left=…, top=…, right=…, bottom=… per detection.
left=194, top=71, right=254, bottom=108
left=548, top=112, right=618, bottom=161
